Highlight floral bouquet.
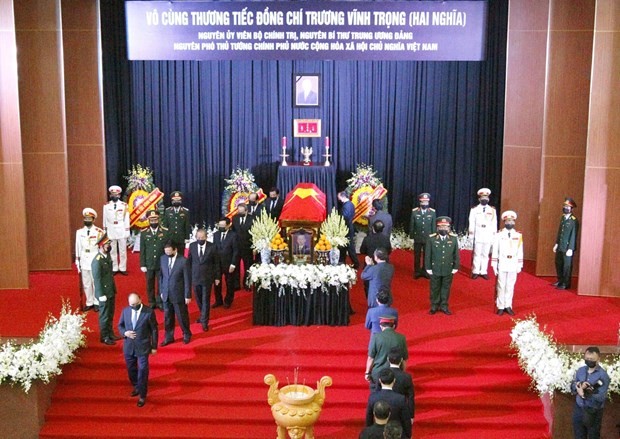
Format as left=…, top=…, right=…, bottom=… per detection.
left=390, top=227, right=414, bottom=251
left=249, top=209, right=280, bottom=252
left=124, top=164, right=156, bottom=194
left=320, top=208, right=349, bottom=248
left=221, top=168, right=262, bottom=217
left=346, top=163, right=382, bottom=191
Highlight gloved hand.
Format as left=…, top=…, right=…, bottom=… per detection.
left=75, top=261, right=81, bottom=274
left=451, top=269, right=458, bottom=274
left=552, top=244, right=557, bottom=253
left=98, top=296, right=107, bottom=302
left=140, top=267, right=147, bottom=273
left=426, top=270, right=432, bottom=275
left=566, top=249, right=573, bottom=257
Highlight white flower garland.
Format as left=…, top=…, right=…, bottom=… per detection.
left=510, top=316, right=620, bottom=396
left=0, top=303, right=87, bottom=392
left=247, top=263, right=357, bottom=294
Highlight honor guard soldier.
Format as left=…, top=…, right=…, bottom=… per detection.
left=92, top=234, right=119, bottom=345
left=102, top=185, right=130, bottom=275
left=468, top=188, right=498, bottom=280
left=140, top=210, right=168, bottom=310
left=425, top=216, right=460, bottom=315
left=552, top=197, right=579, bottom=290
left=75, top=208, right=103, bottom=311
left=491, top=211, right=523, bottom=316
left=408, top=193, right=436, bottom=279
left=162, top=191, right=191, bottom=251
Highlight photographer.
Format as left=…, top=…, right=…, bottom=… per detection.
left=570, top=346, right=610, bottom=439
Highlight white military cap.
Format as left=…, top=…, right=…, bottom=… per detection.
left=501, top=210, right=517, bottom=221
left=82, top=207, right=97, bottom=219
left=108, top=185, right=122, bottom=194
left=477, top=188, right=491, bottom=197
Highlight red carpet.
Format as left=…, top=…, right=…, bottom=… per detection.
left=1, top=249, right=618, bottom=438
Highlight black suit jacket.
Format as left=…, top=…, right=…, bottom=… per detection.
left=187, top=241, right=220, bottom=285
left=159, top=254, right=191, bottom=303
left=213, top=230, right=240, bottom=270
left=360, top=233, right=392, bottom=257
left=366, top=388, right=411, bottom=438
left=118, top=305, right=158, bottom=356
left=265, top=197, right=284, bottom=220
left=247, top=203, right=263, bottom=218
left=232, top=214, right=254, bottom=252
left=390, top=366, right=415, bottom=418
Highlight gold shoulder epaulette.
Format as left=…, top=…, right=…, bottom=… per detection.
left=161, top=226, right=169, bottom=231
left=571, top=215, right=576, bottom=220
left=429, top=233, right=437, bottom=237
left=429, top=208, right=435, bottom=211
left=449, top=232, right=458, bottom=237
left=95, top=254, right=102, bottom=260
left=412, top=207, right=419, bottom=211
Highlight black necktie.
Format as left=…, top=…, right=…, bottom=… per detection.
left=483, top=207, right=486, bottom=213
left=508, top=232, right=511, bottom=238
left=241, top=216, right=245, bottom=226
left=199, top=246, right=204, bottom=258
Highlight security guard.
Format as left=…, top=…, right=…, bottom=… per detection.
left=102, top=185, right=130, bottom=275
left=468, top=188, right=497, bottom=279
left=162, top=191, right=191, bottom=251
left=75, top=208, right=103, bottom=311
left=409, top=193, right=436, bottom=279
left=491, top=211, right=523, bottom=316
left=552, top=197, right=579, bottom=290
left=92, top=234, right=118, bottom=345
left=425, top=216, right=460, bottom=315
left=140, top=210, right=168, bottom=310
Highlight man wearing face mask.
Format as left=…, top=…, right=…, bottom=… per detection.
left=425, top=216, right=460, bottom=315
left=139, top=210, right=168, bottom=311
left=118, top=293, right=158, bottom=407
left=337, top=191, right=360, bottom=269
left=570, top=346, right=610, bottom=439
left=187, top=228, right=220, bottom=331
left=159, top=241, right=192, bottom=345
left=491, top=211, right=523, bottom=316
left=265, top=187, right=284, bottom=220
left=468, top=188, right=498, bottom=280
left=75, top=208, right=103, bottom=312
left=162, top=191, right=191, bottom=252
left=247, top=192, right=263, bottom=217
left=92, top=234, right=119, bottom=345
left=232, top=203, right=254, bottom=289
left=102, top=185, right=130, bottom=275
left=552, top=197, right=579, bottom=290
left=213, top=217, right=239, bottom=309
left=409, top=193, right=436, bottom=279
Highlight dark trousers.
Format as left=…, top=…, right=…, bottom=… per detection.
left=413, top=242, right=427, bottom=273
left=214, top=270, right=236, bottom=306
left=163, top=299, right=191, bottom=341
left=194, top=283, right=213, bottom=325
left=572, top=405, right=603, bottom=439
left=339, top=239, right=359, bottom=267
left=145, top=268, right=162, bottom=308
left=430, top=274, right=453, bottom=310
left=98, top=295, right=115, bottom=340
left=555, top=251, right=574, bottom=288
left=239, top=249, right=253, bottom=289
left=124, top=352, right=150, bottom=398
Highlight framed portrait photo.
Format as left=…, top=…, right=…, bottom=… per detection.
left=294, top=74, right=320, bottom=107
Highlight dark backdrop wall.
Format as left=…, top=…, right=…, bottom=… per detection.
left=101, top=0, right=508, bottom=231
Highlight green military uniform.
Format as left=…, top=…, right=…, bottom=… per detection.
left=92, top=249, right=117, bottom=342
left=162, top=206, right=191, bottom=248
left=425, top=222, right=460, bottom=314
left=140, top=225, right=168, bottom=308
left=368, top=326, right=409, bottom=385
left=409, top=205, right=436, bottom=277
left=554, top=198, right=579, bottom=289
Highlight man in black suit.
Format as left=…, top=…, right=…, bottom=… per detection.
left=365, top=368, right=412, bottom=438
left=388, top=348, right=415, bottom=418
left=264, top=187, right=284, bottom=221
left=368, top=199, right=393, bottom=238
left=232, top=203, right=254, bottom=290
left=359, top=400, right=390, bottom=439
left=247, top=192, right=263, bottom=217
left=338, top=191, right=360, bottom=268
left=187, top=228, right=220, bottom=332
left=213, top=217, right=240, bottom=309
left=118, top=293, right=158, bottom=407
left=159, top=241, right=192, bottom=345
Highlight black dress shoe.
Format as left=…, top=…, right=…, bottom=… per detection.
left=429, top=308, right=437, bottom=315
left=471, top=274, right=479, bottom=279
left=202, top=325, right=209, bottom=332
left=556, top=285, right=567, bottom=290
left=212, top=302, right=223, bottom=308
left=113, top=271, right=119, bottom=276
left=120, top=271, right=128, bottom=276
left=82, top=305, right=93, bottom=312
left=505, top=308, right=515, bottom=316
left=423, top=272, right=430, bottom=279
left=550, top=281, right=560, bottom=287
left=441, top=308, right=452, bottom=315
left=130, top=389, right=139, bottom=397
left=102, top=338, right=116, bottom=345
left=223, top=303, right=231, bottom=309
left=497, top=309, right=504, bottom=316
left=112, top=335, right=123, bottom=341
left=480, top=274, right=489, bottom=280
left=93, top=306, right=99, bottom=312
left=414, top=273, right=422, bottom=279
left=137, top=398, right=146, bottom=407
left=160, top=340, right=173, bottom=347
left=183, top=336, right=191, bottom=345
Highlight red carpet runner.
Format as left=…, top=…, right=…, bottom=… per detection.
left=1, top=250, right=618, bottom=438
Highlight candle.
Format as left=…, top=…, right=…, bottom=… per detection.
left=282, top=136, right=287, bottom=148
left=325, top=136, right=330, bottom=147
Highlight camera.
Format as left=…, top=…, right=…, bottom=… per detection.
left=582, top=380, right=603, bottom=395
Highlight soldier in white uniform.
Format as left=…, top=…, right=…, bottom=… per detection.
left=75, top=208, right=103, bottom=311
left=102, top=185, right=130, bottom=275
left=468, top=188, right=498, bottom=279
left=491, top=211, right=523, bottom=316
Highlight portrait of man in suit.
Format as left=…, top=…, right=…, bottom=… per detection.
left=118, top=292, right=158, bottom=407
left=295, top=74, right=320, bottom=107
left=159, top=241, right=192, bottom=345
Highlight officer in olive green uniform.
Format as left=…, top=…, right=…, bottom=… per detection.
left=162, top=191, right=191, bottom=251
left=425, top=216, right=460, bottom=315
left=409, top=193, right=436, bottom=279
left=92, top=234, right=118, bottom=345
left=552, top=197, right=579, bottom=290
left=140, top=210, right=168, bottom=310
